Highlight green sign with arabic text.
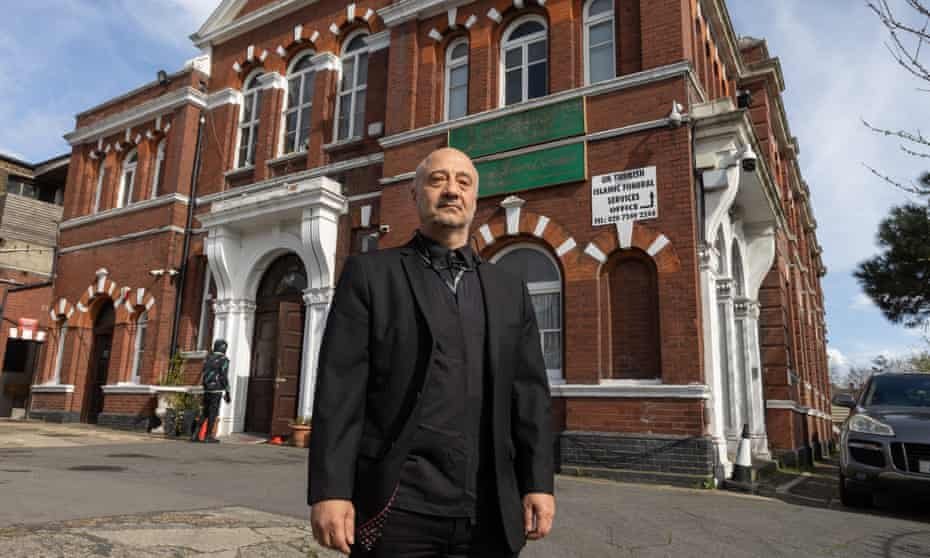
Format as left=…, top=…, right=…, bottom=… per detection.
left=449, top=98, right=586, bottom=158
left=476, top=142, right=586, bottom=198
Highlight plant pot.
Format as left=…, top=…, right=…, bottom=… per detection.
left=164, top=409, right=178, bottom=437
left=182, top=409, right=198, bottom=439
left=290, top=424, right=312, bottom=448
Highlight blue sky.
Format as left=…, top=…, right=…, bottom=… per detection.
left=1, top=1, right=926, bottom=376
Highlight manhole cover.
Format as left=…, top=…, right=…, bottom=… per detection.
left=0, top=469, right=31, bottom=473
left=106, top=453, right=153, bottom=459
left=67, top=465, right=128, bottom=472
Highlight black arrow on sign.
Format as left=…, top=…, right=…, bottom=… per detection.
left=639, top=192, right=655, bottom=210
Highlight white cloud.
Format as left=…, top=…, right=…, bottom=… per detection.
left=850, top=292, right=875, bottom=310
left=120, top=0, right=219, bottom=52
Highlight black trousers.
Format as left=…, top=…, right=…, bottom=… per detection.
left=192, top=392, right=222, bottom=440
left=350, top=507, right=518, bottom=558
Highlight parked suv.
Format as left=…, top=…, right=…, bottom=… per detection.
left=834, top=373, right=930, bottom=507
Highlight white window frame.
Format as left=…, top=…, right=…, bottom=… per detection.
left=117, top=148, right=138, bottom=208
left=282, top=50, right=317, bottom=155
left=235, top=70, right=264, bottom=169
left=334, top=30, right=370, bottom=142
left=444, top=38, right=469, bottom=121
left=130, top=311, right=148, bottom=384
left=500, top=15, right=549, bottom=107
left=51, top=322, right=68, bottom=384
left=583, top=0, right=616, bottom=85
left=92, top=160, right=105, bottom=213
left=196, top=265, right=215, bottom=351
left=151, top=138, right=166, bottom=199
left=491, top=243, right=563, bottom=382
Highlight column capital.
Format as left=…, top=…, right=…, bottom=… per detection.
left=213, top=298, right=257, bottom=315
left=734, top=297, right=760, bottom=319
left=716, top=278, right=733, bottom=301
left=303, top=287, right=334, bottom=306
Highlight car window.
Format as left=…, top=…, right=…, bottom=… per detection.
left=863, top=375, right=930, bottom=407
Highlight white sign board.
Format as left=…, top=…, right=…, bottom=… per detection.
left=591, top=166, right=658, bottom=227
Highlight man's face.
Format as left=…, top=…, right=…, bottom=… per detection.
left=412, top=148, right=478, bottom=230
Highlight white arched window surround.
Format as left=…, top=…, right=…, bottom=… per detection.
left=583, top=0, right=616, bottom=85
left=151, top=138, right=166, bottom=199
left=282, top=50, right=317, bottom=154
left=500, top=15, right=549, bottom=107
left=490, top=243, right=563, bottom=382
left=236, top=70, right=264, bottom=169
left=130, top=311, right=148, bottom=384
left=444, top=37, right=469, bottom=121
left=92, top=160, right=105, bottom=214
left=335, top=30, right=370, bottom=142
left=117, top=148, right=138, bottom=208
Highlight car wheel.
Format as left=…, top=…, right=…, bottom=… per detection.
left=839, top=473, right=872, bottom=508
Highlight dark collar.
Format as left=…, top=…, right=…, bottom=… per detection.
left=413, top=230, right=482, bottom=268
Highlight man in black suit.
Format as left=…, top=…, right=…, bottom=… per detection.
left=308, top=147, right=555, bottom=557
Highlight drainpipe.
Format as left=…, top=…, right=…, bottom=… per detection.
left=169, top=109, right=206, bottom=360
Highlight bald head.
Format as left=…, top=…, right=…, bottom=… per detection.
left=411, top=147, right=479, bottom=233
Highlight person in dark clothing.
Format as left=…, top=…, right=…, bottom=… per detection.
left=309, top=148, right=555, bottom=557
left=191, top=339, right=231, bottom=443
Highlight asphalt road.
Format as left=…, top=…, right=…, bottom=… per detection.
left=1, top=421, right=929, bottom=557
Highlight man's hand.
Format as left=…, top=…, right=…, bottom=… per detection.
left=223, top=392, right=231, bottom=404
left=310, top=499, right=355, bottom=554
left=523, top=492, right=555, bottom=540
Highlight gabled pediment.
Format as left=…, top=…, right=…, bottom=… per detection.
left=192, top=0, right=249, bottom=42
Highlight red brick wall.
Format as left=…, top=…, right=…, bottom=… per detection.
left=566, top=398, right=705, bottom=436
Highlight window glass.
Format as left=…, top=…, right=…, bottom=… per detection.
left=336, top=34, right=369, bottom=141
left=510, top=21, right=545, bottom=40
left=585, top=0, right=615, bottom=84
left=502, top=19, right=548, bottom=106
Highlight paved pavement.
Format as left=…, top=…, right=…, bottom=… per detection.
left=2, top=420, right=930, bottom=557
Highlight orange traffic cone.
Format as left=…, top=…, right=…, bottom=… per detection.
left=198, top=420, right=208, bottom=441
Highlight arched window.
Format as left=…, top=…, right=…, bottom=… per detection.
left=336, top=32, right=369, bottom=141
left=492, top=245, right=563, bottom=381
left=117, top=149, right=138, bottom=208
left=605, top=251, right=661, bottom=379
left=501, top=16, right=548, bottom=106
left=151, top=139, right=166, bottom=199
left=284, top=52, right=316, bottom=153
left=445, top=38, right=469, bottom=120
left=92, top=160, right=105, bottom=213
left=130, top=311, right=148, bottom=384
left=584, top=0, right=615, bottom=84
left=237, top=71, right=264, bottom=168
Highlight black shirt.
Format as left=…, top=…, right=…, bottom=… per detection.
left=393, top=231, right=490, bottom=519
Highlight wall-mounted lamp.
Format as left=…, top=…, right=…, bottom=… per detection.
left=157, top=69, right=171, bottom=86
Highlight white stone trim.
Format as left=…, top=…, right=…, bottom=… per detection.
left=556, top=238, right=576, bottom=257
left=364, top=30, right=391, bottom=52
left=616, top=221, right=633, bottom=249
left=199, top=153, right=383, bottom=205
left=500, top=195, right=524, bottom=235
left=379, top=0, right=475, bottom=26
left=66, top=87, right=207, bottom=145
left=465, top=14, right=477, bottom=29
left=647, top=234, right=670, bottom=256
left=60, top=226, right=186, bottom=254
left=379, top=61, right=692, bottom=149
left=101, top=384, right=158, bottom=395
left=586, top=117, right=684, bottom=142
left=361, top=204, right=372, bottom=227
left=533, top=215, right=549, bottom=238
left=257, top=72, right=288, bottom=90
left=379, top=171, right=416, bottom=185
left=31, top=384, right=75, bottom=393
left=348, top=191, right=383, bottom=202
left=487, top=8, right=502, bottom=23
left=266, top=150, right=308, bottom=167
left=428, top=28, right=443, bottom=42
left=61, top=193, right=190, bottom=230
left=583, top=243, right=607, bottom=263
left=479, top=224, right=494, bottom=245
left=192, top=0, right=321, bottom=48
left=551, top=383, right=710, bottom=399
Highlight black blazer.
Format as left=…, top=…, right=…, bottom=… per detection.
left=307, top=236, right=554, bottom=552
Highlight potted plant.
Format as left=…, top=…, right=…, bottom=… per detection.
left=158, top=353, right=189, bottom=437
left=290, top=416, right=312, bottom=448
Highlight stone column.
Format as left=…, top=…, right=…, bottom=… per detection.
left=716, top=277, right=741, bottom=449
left=698, top=245, right=729, bottom=479
left=736, top=298, right=770, bottom=458
left=212, top=298, right=257, bottom=436
left=298, top=287, right=334, bottom=419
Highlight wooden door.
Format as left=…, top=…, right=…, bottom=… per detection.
left=245, top=312, right=277, bottom=434
left=84, top=334, right=111, bottom=424
left=270, top=301, right=303, bottom=438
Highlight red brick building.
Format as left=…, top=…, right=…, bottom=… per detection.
left=22, top=0, right=830, bottom=484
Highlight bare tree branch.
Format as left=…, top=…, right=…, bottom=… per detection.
left=863, top=163, right=930, bottom=196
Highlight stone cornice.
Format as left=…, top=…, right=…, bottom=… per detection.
left=30, top=384, right=75, bottom=393
left=60, top=193, right=190, bottom=230
left=551, top=383, right=710, bottom=399
left=65, top=87, right=206, bottom=146
left=378, top=0, right=473, bottom=27
left=191, top=0, right=320, bottom=48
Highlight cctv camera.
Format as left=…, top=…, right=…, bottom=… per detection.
left=378, top=224, right=391, bottom=234
left=741, top=144, right=758, bottom=173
